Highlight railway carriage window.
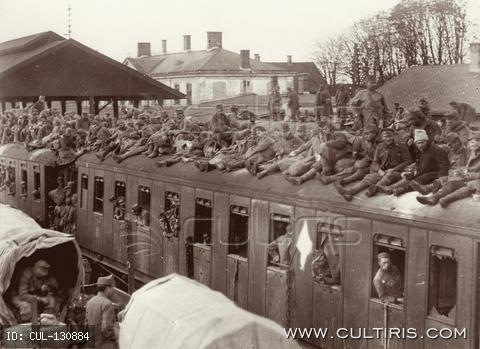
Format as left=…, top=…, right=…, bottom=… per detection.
left=268, top=214, right=292, bottom=267
left=80, top=174, right=88, bottom=209
left=20, top=165, right=27, bottom=196
left=161, top=191, right=180, bottom=238
left=137, top=186, right=151, bottom=226
left=174, top=84, right=180, bottom=105
left=6, top=163, right=15, bottom=196
left=112, top=181, right=126, bottom=221
left=428, top=246, right=457, bottom=320
left=33, top=167, right=41, bottom=200
left=312, top=222, right=342, bottom=287
left=194, top=198, right=212, bottom=245
left=372, top=234, right=405, bottom=304
left=228, top=205, right=249, bottom=258
left=93, top=176, right=104, bottom=214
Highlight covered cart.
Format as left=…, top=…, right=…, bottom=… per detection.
left=119, top=274, right=301, bottom=349
left=0, top=203, right=83, bottom=326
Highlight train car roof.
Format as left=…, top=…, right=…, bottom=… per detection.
left=0, top=143, right=57, bottom=166
left=77, top=153, right=480, bottom=235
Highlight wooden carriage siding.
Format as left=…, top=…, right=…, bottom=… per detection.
left=72, top=152, right=479, bottom=349
left=1, top=143, right=478, bottom=348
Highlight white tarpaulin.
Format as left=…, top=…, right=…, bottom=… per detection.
left=119, top=274, right=301, bottom=349
left=0, top=204, right=83, bottom=325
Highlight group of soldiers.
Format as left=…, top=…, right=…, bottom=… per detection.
left=1, top=84, right=479, bottom=212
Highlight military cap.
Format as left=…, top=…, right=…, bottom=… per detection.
left=230, top=104, right=239, bottom=111
left=280, top=122, right=290, bottom=131
left=379, top=128, right=395, bottom=135
left=377, top=252, right=391, bottom=260
left=97, top=274, right=115, bottom=286
left=414, top=129, right=428, bottom=143
left=253, top=126, right=266, bottom=132
left=35, top=260, right=50, bottom=270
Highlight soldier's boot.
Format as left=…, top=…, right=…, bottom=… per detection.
left=335, top=181, right=370, bottom=202
left=142, top=144, right=154, bottom=155
left=416, top=182, right=465, bottom=206
left=392, top=185, right=412, bottom=197
left=148, top=146, right=159, bottom=158
left=165, top=158, right=181, bottom=167
left=317, top=173, right=341, bottom=185
left=320, top=156, right=334, bottom=176
left=439, top=187, right=475, bottom=208
left=410, top=179, right=441, bottom=195
left=339, top=170, right=365, bottom=186
left=225, top=159, right=245, bottom=172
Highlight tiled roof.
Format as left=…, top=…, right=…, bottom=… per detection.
left=125, top=48, right=292, bottom=76
left=378, top=64, right=480, bottom=113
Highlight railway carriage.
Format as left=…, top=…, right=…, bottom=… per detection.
left=1, top=144, right=479, bottom=348
left=0, top=143, right=61, bottom=225
left=74, top=152, right=480, bottom=349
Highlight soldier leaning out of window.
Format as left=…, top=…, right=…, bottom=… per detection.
left=373, top=252, right=404, bottom=304
left=267, top=223, right=294, bottom=266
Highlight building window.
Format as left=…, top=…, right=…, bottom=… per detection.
left=372, top=234, right=405, bottom=304
left=174, top=84, right=180, bottom=105
left=267, top=214, right=292, bottom=267
left=93, top=176, right=104, bottom=214
left=228, top=205, right=249, bottom=258
left=194, top=198, right=212, bottom=245
left=161, top=191, right=180, bottom=238
left=113, top=181, right=126, bottom=220
left=312, top=222, right=342, bottom=287
left=137, top=186, right=151, bottom=226
left=428, top=246, right=457, bottom=320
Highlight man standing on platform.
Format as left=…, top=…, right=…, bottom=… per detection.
left=86, top=275, right=118, bottom=349
left=349, top=78, right=389, bottom=128
left=287, top=87, right=299, bottom=122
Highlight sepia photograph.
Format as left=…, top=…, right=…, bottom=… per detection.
left=0, top=0, right=480, bottom=348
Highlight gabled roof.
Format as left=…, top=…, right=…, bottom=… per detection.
left=378, top=64, right=480, bottom=113
left=125, top=48, right=294, bottom=77
left=0, top=32, right=185, bottom=100
left=0, top=31, right=64, bottom=56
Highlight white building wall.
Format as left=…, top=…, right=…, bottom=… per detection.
left=155, top=74, right=295, bottom=106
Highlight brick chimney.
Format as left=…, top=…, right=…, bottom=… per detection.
left=240, top=50, right=250, bottom=69
left=207, top=32, right=222, bottom=49
left=470, top=42, right=480, bottom=73
left=287, top=55, right=292, bottom=64
left=183, top=35, right=191, bottom=51
left=254, top=53, right=260, bottom=61
left=162, top=40, right=167, bottom=54
left=137, top=42, right=151, bottom=57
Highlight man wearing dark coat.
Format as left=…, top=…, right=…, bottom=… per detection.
left=373, top=252, right=403, bottom=303
left=287, top=87, right=300, bottom=122
left=85, top=275, right=118, bottom=349
left=315, top=84, right=332, bottom=119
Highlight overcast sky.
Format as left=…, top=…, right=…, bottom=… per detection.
left=1, top=0, right=479, bottom=63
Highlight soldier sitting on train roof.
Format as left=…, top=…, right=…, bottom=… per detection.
left=375, top=129, right=449, bottom=197
left=414, top=132, right=480, bottom=207
left=449, top=101, right=476, bottom=125
left=207, top=104, right=234, bottom=148
left=373, top=252, right=404, bottom=303
left=294, top=124, right=309, bottom=143
left=256, top=123, right=305, bottom=179
left=335, top=128, right=413, bottom=201
left=112, top=124, right=153, bottom=163
left=267, top=223, right=294, bottom=266
left=315, top=124, right=379, bottom=186
left=244, top=126, right=277, bottom=176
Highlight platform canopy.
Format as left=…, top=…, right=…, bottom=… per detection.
left=0, top=31, right=185, bottom=114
